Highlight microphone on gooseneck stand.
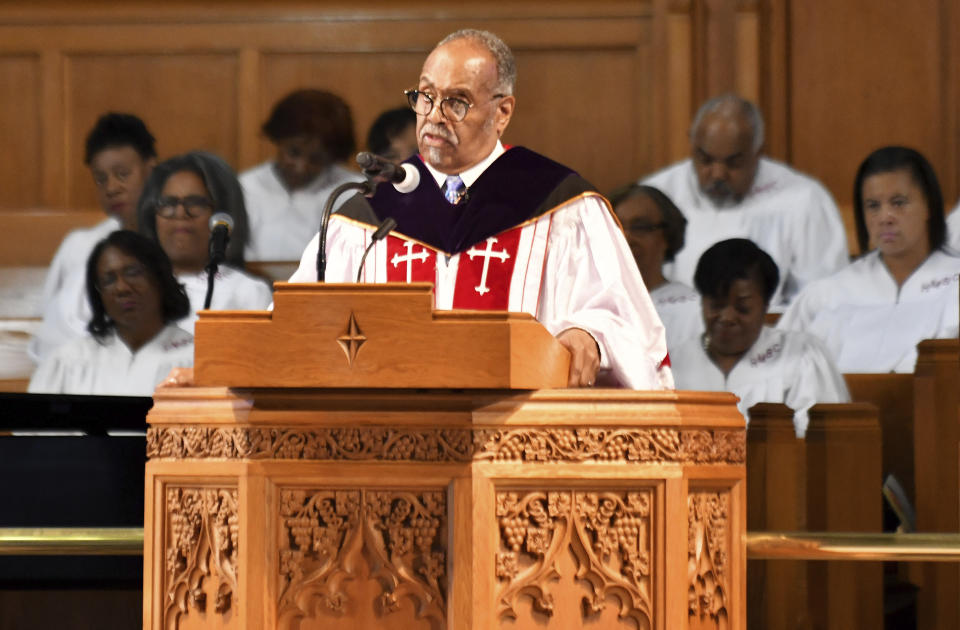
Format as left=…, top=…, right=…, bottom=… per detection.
left=316, top=179, right=378, bottom=281
left=356, top=152, right=421, bottom=193
left=356, top=217, right=397, bottom=283
left=203, top=213, right=234, bottom=310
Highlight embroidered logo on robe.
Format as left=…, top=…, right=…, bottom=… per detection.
left=453, top=227, right=522, bottom=310
left=386, top=236, right=436, bottom=283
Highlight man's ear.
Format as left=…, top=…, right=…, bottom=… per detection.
left=495, top=95, right=516, bottom=137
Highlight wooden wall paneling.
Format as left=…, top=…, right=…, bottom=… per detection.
left=0, top=55, right=42, bottom=209
left=237, top=48, right=263, bottom=171
left=664, top=0, right=694, bottom=165
left=65, top=52, right=241, bottom=210
left=788, top=0, right=944, bottom=208
left=941, top=0, right=960, bottom=206
left=40, top=49, right=67, bottom=208
left=733, top=0, right=759, bottom=104
left=758, top=0, right=790, bottom=161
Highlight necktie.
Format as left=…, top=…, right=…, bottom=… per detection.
left=443, top=175, right=466, bottom=205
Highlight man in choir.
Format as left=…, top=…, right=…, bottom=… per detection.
left=290, top=29, right=671, bottom=389
left=670, top=238, right=849, bottom=437
left=366, top=107, right=418, bottom=162
left=241, top=89, right=364, bottom=261
left=30, top=112, right=158, bottom=362
left=778, top=146, right=960, bottom=372
left=610, top=183, right=702, bottom=351
left=29, top=230, right=193, bottom=396
left=642, top=93, right=848, bottom=310
left=138, top=151, right=273, bottom=333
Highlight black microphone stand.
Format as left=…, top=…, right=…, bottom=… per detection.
left=316, top=179, right=378, bottom=281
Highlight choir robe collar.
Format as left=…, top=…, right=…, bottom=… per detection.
left=359, top=145, right=588, bottom=254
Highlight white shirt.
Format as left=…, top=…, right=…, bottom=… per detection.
left=30, top=216, right=121, bottom=363
left=289, top=147, right=673, bottom=390
left=642, top=157, right=848, bottom=310
left=177, top=266, right=273, bottom=334
left=28, top=323, right=194, bottom=396
left=649, top=281, right=703, bottom=353
left=672, top=326, right=850, bottom=436
left=240, top=161, right=364, bottom=261
left=777, top=249, right=960, bottom=373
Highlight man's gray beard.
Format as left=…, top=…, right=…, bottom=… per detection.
left=702, top=184, right=740, bottom=208
left=422, top=146, right=445, bottom=168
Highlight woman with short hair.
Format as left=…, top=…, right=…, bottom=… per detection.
left=671, top=238, right=849, bottom=436
left=778, top=146, right=960, bottom=372
left=29, top=230, right=193, bottom=396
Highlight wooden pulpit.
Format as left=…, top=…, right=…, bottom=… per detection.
left=143, top=283, right=746, bottom=630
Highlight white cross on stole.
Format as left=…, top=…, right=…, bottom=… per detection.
left=466, top=237, right=511, bottom=295
left=390, top=240, right=431, bottom=282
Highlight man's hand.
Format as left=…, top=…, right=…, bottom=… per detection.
left=556, top=328, right=600, bottom=388
left=159, top=367, right=194, bottom=388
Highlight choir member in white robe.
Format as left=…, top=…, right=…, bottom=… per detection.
left=609, top=183, right=703, bottom=352
left=779, top=146, right=960, bottom=373
left=240, top=90, right=364, bottom=261
left=137, top=151, right=273, bottom=334
left=671, top=238, right=849, bottom=436
left=29, top=230, right=193, bottom=396
left=291, top=29, right=672, bottom=390
left=641, top=94, right=848, bottom=310
left=30, top=113, right=157, bottom=362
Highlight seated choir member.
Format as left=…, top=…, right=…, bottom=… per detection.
left=30, top=113, right=158, bottom=362
left=641, top=93, right=848, bottom=310
left=610, top=183, right=702, bottom=351
left=778, top=146, right=960, bottom=372
left=240, top=89, right=364, bottom=261
left=29, top=230, right=193, bottom=396
left=671, top=238, right=849, bottom=436
left=366, top=107, right=418, bottom=162
left=137, top=151, right=273, bottom=333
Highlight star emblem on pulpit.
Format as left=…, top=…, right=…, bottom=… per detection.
left=337, top=311, right=366, bottom=367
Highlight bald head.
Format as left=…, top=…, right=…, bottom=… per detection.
left=689, top=94, right=763, bottom=206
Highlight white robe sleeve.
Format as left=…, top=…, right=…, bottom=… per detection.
left=288, top=218, right=368, bottom=283
left=537, top=196, right=672, bottom=390
left=785, top=330, right=851, bottom=437
left=782, top=183, right=849, bottom=299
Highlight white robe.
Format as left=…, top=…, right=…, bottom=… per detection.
left=947, top=200, right=960, bottom=250
left=240, top=161, right=364, bottom=261
left=28, top=323, right=194, bottom=396
left=289, top=198, right=673, bottom=391
left=29, top=216, right=121, bottom=363
left=177, top=266, right=273, bottom=334
left=642, top=157, right=848, bottom=310
left=649, top=281, right=703, bottom=353
left=777, top=249, right=960, bottom=373
left=671, top=326, right=850, bottom=436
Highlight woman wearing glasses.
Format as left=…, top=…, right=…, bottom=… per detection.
left=29, top=230, right=194, bottom=395
left=610, top=183, right=702, bottom=352
left=138, top=151, right=272, bottom=333
left=240, top=90, right=364, bottom=262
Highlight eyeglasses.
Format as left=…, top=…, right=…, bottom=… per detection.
left=155, top=195, right=214, bottom=218
left=97, top=263, right=148, bottom=292
left=404, top=89, right=506, bottom=123
left=627, top=221, right=667, bottom=234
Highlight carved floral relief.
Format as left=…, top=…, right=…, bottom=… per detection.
left=147, top=426, right=744, bottom=465
left=688, top=491, right=730, bottom=625
left=495, top=489, right=654, bottom=628
left=277, top=488, right=446, bottom=628
left=164, top=487, right=239, bottom=627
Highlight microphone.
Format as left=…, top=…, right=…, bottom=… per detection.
left=356, top=152, right=421, bottom=194
left=356, top=217, right=397, bottom=283
left=204, top=213, right=234, bottom=309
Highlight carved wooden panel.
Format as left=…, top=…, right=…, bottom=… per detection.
left=687, top=490, right=730, bottom=630
left=164, top=486, right=239, bottom=629
left=0, top=55, right=41, bottom=209
left=495, top=489, right=655, bottom=628
left=277, top=488, right=447, bottom=630
left=146, top=425, right=746, bottom=464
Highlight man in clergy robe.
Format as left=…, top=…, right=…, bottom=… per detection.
left=289, top=28, right=672, bottom=390
left=641, top=93, right=848, bottom=310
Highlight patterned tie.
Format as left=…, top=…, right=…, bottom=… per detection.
left=443, top=175, right=466, bottom=205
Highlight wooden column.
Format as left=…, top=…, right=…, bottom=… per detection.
left=746, top=403, right=809, bottom=630
left=805, top=403, right=883, bottom=630
left=914, top=338, right=960, bottom=630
